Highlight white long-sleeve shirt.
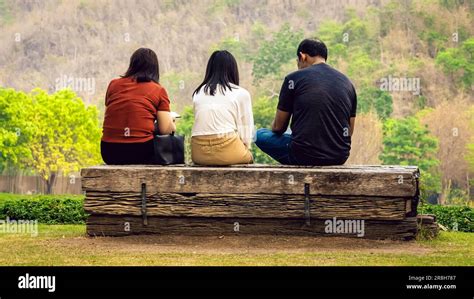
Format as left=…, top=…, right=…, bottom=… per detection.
left=191, top=84, right=254, bottom=148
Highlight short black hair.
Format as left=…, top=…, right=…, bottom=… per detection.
left=122, top=48, right=159, bottom=83
left=297, top=38, right=328, bottom=60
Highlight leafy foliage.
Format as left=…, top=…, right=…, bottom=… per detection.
left=357, top=87, right=393, bottom=119
left=212, top=36, right=248, bottom=62
left=175, top=106, right=194, bottom=164
left=380, top=117, right=441, bottom=199
left=0, top=193, right=87, bottom=224
left=0, top=0, right=13, bottom=24
left=28, top=89, right=102, bottom=177
left=419, top=204, right=473, bottom=232
left=0, top=88, right=34, bottom=173
left=0, top=88, right=102, bottom=192
left=316, top=12, right=381, bottom=87
left=251, top=97, right=279, bottom=164
left=252, top=23, right=304, bottom=82
left=436, top=37, right=474, bottom=89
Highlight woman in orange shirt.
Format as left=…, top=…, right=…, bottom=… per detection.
left=101, top=48, right=176, bottom=164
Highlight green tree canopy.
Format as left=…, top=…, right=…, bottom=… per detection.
left=436, top=37, right=474, bottom=89
left=0, top=88, right=102, bottom=193
left=357, top=87, right=393, bottom=119
left=252, top=23, right=304, bottom=82
left=251, top=97, right=278, bottom=164
left=380, top=116, right=441, bottom=199
left=0, top=88, right=34, bottom=173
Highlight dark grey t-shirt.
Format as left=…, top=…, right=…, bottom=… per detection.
left=277, top=63, right=357, bottom=165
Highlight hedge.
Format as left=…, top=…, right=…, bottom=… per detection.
left=0, top=193, right=87, bottom=224
left=419, top=204, right=473, bottom=232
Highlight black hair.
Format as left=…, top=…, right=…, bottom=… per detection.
left=122, top=48, right=159, bottom=83
left=297, top=38, right=328, bottom=61
left=193, top=50, right=239, bottom=96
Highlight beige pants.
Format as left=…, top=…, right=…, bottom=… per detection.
left=191, top=133, right=253, bottom=166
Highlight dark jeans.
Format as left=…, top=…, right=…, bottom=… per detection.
left=101, top=139, right=155, bottom=165
left=254, top=128, right=299, bottom=165
left=255, top=128, right=347, bottom=166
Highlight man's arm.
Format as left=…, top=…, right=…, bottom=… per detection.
left=271, top=109, right=291, bottom=134
left=349, top=117, right=356, bottom=136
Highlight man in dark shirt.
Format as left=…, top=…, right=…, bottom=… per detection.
left=255, top=38, right=357, bottom=166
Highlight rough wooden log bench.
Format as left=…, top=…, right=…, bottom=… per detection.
left=81, top=164, right=437, bottom=240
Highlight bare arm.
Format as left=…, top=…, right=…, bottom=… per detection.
left=350, top=117, right=356, bottom=136
left=156, top=111, right=176, bottom=135
left=271, top=109, right=291, bottom=134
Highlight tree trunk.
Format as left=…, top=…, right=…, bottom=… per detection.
left=467, top=173, right=471, bottom=201
left=439, top=179, right=451, bottom=205
left=45, top=172, right=57, bottom=194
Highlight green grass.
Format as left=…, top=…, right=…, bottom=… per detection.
left=0, top=224, right=473, bottom=266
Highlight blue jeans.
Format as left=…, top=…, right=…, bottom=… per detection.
left=255, top=128, right=299, bottom=165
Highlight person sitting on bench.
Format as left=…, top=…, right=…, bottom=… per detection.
left=191, top=50, right=254, bottom=166
left=255, top=38, right=357, bottom=166
left=101, top=48, right=176, bottom=165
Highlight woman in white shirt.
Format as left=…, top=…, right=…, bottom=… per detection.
left=191, top=50, right=254, bottom=165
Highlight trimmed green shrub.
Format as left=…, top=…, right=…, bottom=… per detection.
left=419, top=204, right=473, bottom=232
left=0, top=193, right=87, bottom=224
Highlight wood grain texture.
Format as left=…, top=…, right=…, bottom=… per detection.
left=82, top=165, right=422, bottom=240
left=84, top=191, right=408, bottom=220
left=81, top=165, right=420, bottom=197
left=86, top=214, right=419, bottom=240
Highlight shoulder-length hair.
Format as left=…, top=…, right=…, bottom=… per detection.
left=193, top=50, right=239, bottom=96
left=122, top=48, right=159, bottom=83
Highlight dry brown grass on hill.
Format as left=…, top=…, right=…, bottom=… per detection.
left=419, top=98, right=474, bottom=202
left=0, top=0, right=375, bottom=106
left=346, top=111, right=383, bottom=165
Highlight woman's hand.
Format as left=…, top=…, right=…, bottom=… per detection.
left=156, top=111, right=176, bottom=134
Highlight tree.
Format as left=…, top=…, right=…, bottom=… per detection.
left=380, top=117, right=441, bottom=201
left=0, top=88, right=34, bottom=173
left=346, top=111, right=383, bottom=165
left=0, top=88, right=102, bottom=193
left=316, top=20, right=347, bottom=59
left=175, top=106, right=194, bottom=164
left=357, top=87, right=393, bottom=120
left=212, top=36, right=248, bottom=63
left=0, top=0, right=13, bottom=25
left=160, top=71, right=200, bottom=110
left=27, top=89, right=102, bottom=193
left=345, top=51, right=381, bottom=87
left=252, top=23, right=304, bottom=82
left=418, top=100, right=474, bottom=204
left=465, top=106, right=474, bottom=194
left=436, top=38, right=474, bottom=90
left=251, top=97, right=278, bottom=164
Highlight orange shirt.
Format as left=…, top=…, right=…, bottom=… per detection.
left=102, top=77, right=171, bottom=143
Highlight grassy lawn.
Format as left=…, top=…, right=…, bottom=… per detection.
left=0, top=224, right=472, bottom=266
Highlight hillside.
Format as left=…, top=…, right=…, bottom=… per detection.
left=0, top=0, right=473, bottom=203
left=0, top=0, right=385, bottom=108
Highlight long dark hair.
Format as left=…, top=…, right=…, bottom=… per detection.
left=193, top=50, right=239, bottom=96
left=122, top=48, right=159, bottom=83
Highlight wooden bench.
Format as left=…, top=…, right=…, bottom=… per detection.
left=81, top=165, right=436, bottom=240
